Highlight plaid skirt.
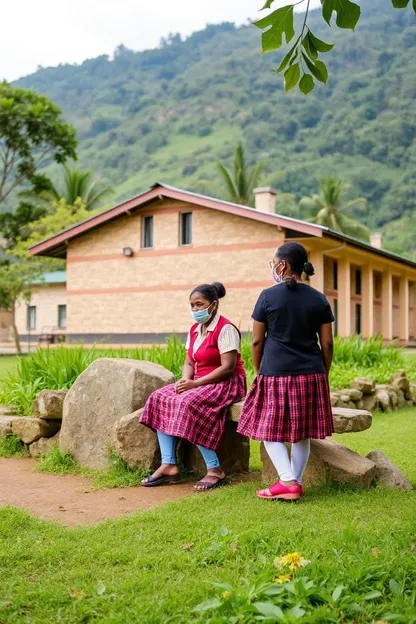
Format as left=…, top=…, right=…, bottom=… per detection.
left=237, top=373, right=334, bottom=443
left=140, top=374, right=246, bottom=450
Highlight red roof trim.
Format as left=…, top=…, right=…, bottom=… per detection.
left=29, top=184, right=321, bottom=257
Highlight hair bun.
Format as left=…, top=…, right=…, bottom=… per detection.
left=211, top=282, right=226, bottom=299
left=303, top=262, right=315, bottom=277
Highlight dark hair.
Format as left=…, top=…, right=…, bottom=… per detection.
left=190, top=282, right=226, bottom=302
left=276, top=242, right=315, bottom=289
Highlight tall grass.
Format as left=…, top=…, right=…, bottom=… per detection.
left=0, top=335, right=414, bottom=414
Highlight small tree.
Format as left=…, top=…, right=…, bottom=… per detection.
left=216, top=143, right=265, bottom=205
left=0, top=263, right=42, bottom=354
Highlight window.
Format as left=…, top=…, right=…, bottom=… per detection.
left=58, top=305, right=67, bottom=329
left=333, top=299, right=338, bottom=337
left=355, top=269, right=362, bottom=295
left=333, top=261, right=338, bottom=291
left=180, top=212, right=192, bottom=246
left=355, top=303, right=362, bottom=335
left=27, top=306, right=36, bottom=330
left=142, top=216, right=153, bottom=249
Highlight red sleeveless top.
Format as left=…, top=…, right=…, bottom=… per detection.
left=188, top=315, right=245, bottom=378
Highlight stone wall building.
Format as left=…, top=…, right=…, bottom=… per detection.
left=22, top=182, right=416, bottom=345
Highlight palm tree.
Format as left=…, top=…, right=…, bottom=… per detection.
left=23, top=165, right=114, bottom=212
left=216, top=143, right=265, bottom=205
left=299, top=178, right=370, bottom=241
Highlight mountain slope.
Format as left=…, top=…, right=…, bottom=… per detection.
left=15, top=0, right=416, bottom=254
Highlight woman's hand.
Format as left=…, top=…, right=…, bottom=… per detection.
left=175, top=379, right=198, bottom=394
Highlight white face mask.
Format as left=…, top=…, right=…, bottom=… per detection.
left=272, top=262, right=284, bottom=284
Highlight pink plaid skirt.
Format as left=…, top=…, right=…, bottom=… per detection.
left=237, top=373, right=334, bottom=443
left=140, top=374, right=246, bottom=450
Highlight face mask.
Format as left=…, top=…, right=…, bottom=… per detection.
left=191, top=303, right=214, bottom=324
left=272, top=263, right=283, bottom=284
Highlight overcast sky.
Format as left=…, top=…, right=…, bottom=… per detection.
left=2, top=0, right=280, bottom=82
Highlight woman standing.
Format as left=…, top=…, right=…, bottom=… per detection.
left=140, top=282, right=246, bottom=491
left=237, top=242, right=334, bottom=501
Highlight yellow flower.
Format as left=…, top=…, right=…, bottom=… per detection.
left=274, top=552, right=310, bottom=571
left=221, top=591, right=232, bottom=600
left=275, top=574, right=292, bottom=584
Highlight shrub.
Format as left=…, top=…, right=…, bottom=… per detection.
left=0, top=434, right=27, bottom=458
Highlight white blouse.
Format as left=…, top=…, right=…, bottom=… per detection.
left=186, top=313, right=241, bottom=356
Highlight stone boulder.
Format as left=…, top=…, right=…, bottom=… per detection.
left=391, top=371, right=410, bottom=395
left=0, top=416, right=27, bottom=437
left=29, top=433, right=60, bottom=459
left=367, top=450, right=413, bottom=490
left=33, top=390, right=67, bottom=420
left=375, top=387, right=393, bottom=412
left=409, top=383, right=416, bottom=404
left=340, top=388, right=363, bottom=402
left=60, top=359, right=175, bottom=470
left=261, top=439, right=376, bottom=488
left=350, top=378, right=376, bottom=395
left=11, top=418, right=60, bottom=444
left=115, top=409, right=160, bottom=471
left=229, top=401, right=244, bottom=422
left=362, top=394, right=379, bottom=412
left=0, top=406, right=13, bottom=416
left=332, top=407, right=372, bottom=434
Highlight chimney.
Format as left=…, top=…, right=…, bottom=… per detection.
left=370, top=232, right=383, bottom=249
left=253, top=187, right=277, bottom=214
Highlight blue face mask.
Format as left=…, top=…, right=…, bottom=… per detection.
left=272, top=263, right=284, bottom=284
left=191, top=303, right=214, bottom=324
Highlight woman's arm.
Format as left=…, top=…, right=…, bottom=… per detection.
left=176, top=351, right=238, bottom=393
left=252, top=320, right=266, bottom=374
left=181, top=354, right=194, bottom=380
left=319, top=322, right=334, bottom=375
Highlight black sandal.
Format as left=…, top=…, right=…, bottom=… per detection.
left=141, top=473, right=181, bottom=487
left=193, top=476, right=226, bottom=492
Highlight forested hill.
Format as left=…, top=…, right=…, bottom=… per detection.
left=15, top=0, right=416, bottom=255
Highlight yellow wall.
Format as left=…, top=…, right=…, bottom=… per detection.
left=15, top=284, right=67, bottom=335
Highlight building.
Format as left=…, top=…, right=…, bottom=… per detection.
left=22, top=182, right=416, bottom=345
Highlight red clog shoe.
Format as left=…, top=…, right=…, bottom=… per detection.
left=257, top=481, right=302, bottom=501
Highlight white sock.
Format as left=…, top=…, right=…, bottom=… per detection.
left=264, top=441, right=295, bottom=482
left=291, top=439, right=311, bottom=484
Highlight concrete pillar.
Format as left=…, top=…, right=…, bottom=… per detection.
left=308, top=251, right=324, bottom=292
left=399, top=276, right=409, bottom=343
left=382, top=270, right=393, bottom=341
left=337, top=259, right=351, bottom=337
left=361, top=265, right=374, bottom=339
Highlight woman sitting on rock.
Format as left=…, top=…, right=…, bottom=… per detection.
left=140, top=282, right=246, bottom=492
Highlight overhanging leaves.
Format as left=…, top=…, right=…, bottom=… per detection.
left=284, top=63, right=300, bottom=91
left=322, top=0, right=361, bottom=29
left=299, top=74, right=315, bottom=94
left=276, top=38, right=299, bottom=72
left=308, top=31, right=335, bottom=52
left=302, top=54, right=328, bottom=83
left=391, top=0, right=409, bottom=6
left=254, top=5, right=295, bottom=52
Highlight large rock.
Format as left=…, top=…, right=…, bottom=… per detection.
left=179, top=421, right=250, bottom=475
left=391, top=371, right=410, bottom=394
left=332, top=408, right=372, bottom=433
left=339, top=388, right=363, bottom=401
left=396, top=390, right=406, bottom=409
left=33, top=390, right=67, bottom=420
left=261, top=439, right=376, bottom=488
left=0, top=416, right=27, bottom=437
left=0, top=406, right=13, bottom=416
left=362, top=394, right=379, bottom=412
left=60, top=359, right=174, bottom=470
left=115, top=409, right=160, bottom=471
left=29, top=433, right=60, bottom=458
left=11, top=418, right=60, bottom=444
left=410, top=383, right=416, bottom=404
left=367, top=450, right=413, bottom=490
left=350, top=377, right=376, bottom=395
left=375, top=387, right=393, bottom=412
left=229, top=401, right=244, bottom=422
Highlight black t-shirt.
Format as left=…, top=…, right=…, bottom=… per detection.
left=252, top=282, right=335, bottom=376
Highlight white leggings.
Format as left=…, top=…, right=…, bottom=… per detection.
left=264, top=439, right=311, bottom=484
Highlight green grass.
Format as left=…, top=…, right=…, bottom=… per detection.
left=0, top=356, right=18, bottom=380
left=0, top=410, right=415, bottom=623
left=0, top=434, right=27, bottom=458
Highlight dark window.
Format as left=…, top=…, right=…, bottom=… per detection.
left=180, top=212, right=192, bottom=246
left=355, top=303, right=362, bottom=335
left=355, top=269, right=362, bottom=295
left=58, top=305, right=67, bottom=329
left=142, top=216, right=153, bottom=249
left=27, top=306, right=36, bottom=330
left=333, top=299, right=338, bottom=337
left=333, top=261, right=338, bottom=291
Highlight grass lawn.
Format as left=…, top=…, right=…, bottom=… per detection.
left=1, top=411, right=415, bottom=622
left=0, top=356, right=17, bottom=381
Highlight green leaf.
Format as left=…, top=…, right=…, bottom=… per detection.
left=363, top=590, right=383, bottom=600
left=302, top=33, right=318, bottom=59
left=193, top=598, right=222, bottom=612
left=261, top=0, right=276, bottom=7
left=389, top=579, right=402, bottom=596
left=332, top=584, right=344, bottom=602
left=314, top=60, right=328, bottom=82
left=96, top=582, right=106, bottom=596
left=254, top=6, right=295, bottom=53
left=308, top=31, right=335, bottom=52
left=302, top=54, right=328, bottom=83
left=254, top=602, right=284, bottom=619
left=391, top=0, right=409, bottom=6
left=322, top=0, right=361, bottom=29
left=413, top=0, right=416, bottom=13
left=284, top=63, right=300, bottom=91
left=276, top=39, right=299, bottom=72
left=299, top=74, right=315, bottom=94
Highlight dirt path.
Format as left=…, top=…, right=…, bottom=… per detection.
left=0, top=458, right=256, bottom=526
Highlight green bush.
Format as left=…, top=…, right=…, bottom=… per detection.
left=0, top=434, right=27, bottom=458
